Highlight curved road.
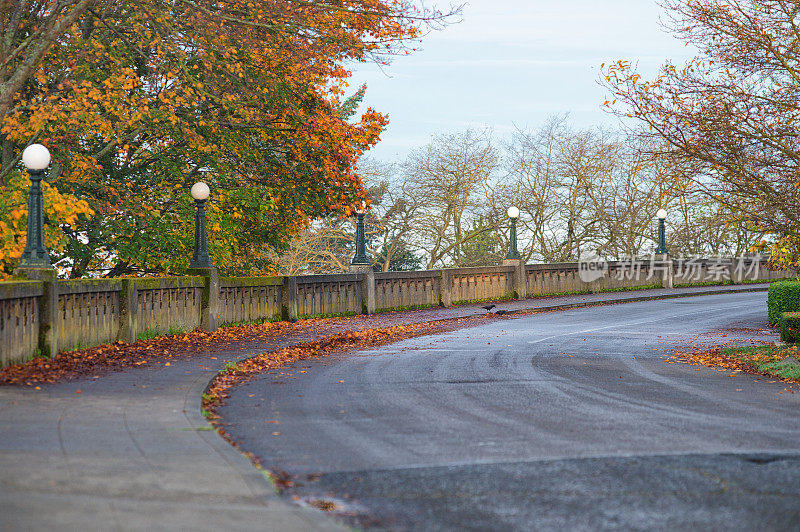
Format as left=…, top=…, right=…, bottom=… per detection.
left=221, top=292, right=800, bottom=530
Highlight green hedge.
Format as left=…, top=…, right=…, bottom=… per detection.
left=767, top=280, right=800, bottom=324
left=780, top=312, right=800, bottom=343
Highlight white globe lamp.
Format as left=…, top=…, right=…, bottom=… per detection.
left=191, top=182, right=210, bottom=201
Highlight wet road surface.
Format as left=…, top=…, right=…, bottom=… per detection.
left=221, top=292, right=800, bottom=530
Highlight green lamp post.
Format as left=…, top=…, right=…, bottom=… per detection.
left=19, top=144, right=52, bottom=268
left=655, top=208, right=668, bottom=255
left=505, top=206, right=521, bottom=260
left=189, top=182, right=214, bottom=268
left=351, top=203, right=370, bottom=267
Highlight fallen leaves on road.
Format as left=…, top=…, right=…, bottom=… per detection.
left=0, top=321, right=292, bottom=385
left=0, top=310, right=502, bottom=391
left=201, top=315, right=494, bottom=463
left=203, top=318, right=478, bottom=411
left=669, top=343, right=800, bottom=385
left=309, top=499, right=337, bottom=511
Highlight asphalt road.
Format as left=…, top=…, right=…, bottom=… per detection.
left=220, top=292, right=800, bottom=530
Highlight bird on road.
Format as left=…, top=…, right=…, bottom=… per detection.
left=495, top=310, right=508, bottom=315
left=482, top=304, right=496, bottom=312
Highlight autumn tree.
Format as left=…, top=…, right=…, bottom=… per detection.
left=0, top=0, right=456, bottom=277
left=602, top=0, right=800, bottom=266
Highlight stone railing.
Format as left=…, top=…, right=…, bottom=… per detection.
left=0, top=281, right=42, bottom=365
left=0, top=256, right=791, bottom=367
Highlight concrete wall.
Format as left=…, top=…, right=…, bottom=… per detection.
left=0, top=256, right=793, bottom=367
left=374, top=270, right=441, bottom=310
left=58, top=279, right=121, bottom=352
left=448, top=266, right=515, bottom=304
left=671, top=258, right=786, bottom=285
left=526, top=264, right=585, bottom=295
left=0, top=282, right=41, bottom=367
left=134, top=278, right=203, bottom=337
left=219, top=277, right=283, bottom=325
left=295, top=274, right=362, bottom=317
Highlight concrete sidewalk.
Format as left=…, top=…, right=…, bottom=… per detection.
left=0, top=284, right=770, bottom=531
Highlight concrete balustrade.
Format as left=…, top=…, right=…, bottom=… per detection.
left=219, top=277, right=283, bottom=325
left=374, top=270, right=441, bottom=310
left=0, top=257, right=792, bottom=367
left=447, top=265, right=516, bottom=304
left=58, top=279, right=121, bottom=352
left=0, top=281, right=42, bottom=366
left=295, top=273, right=363, bottom=318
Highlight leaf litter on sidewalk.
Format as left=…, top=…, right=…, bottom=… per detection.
left=0, top=313, right=500, bottom=386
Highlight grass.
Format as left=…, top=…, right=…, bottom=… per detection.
left=63, top=341, right=92, bottom=353
left=720, top=345, right=800, bottom=381
left=674, top=280, right=734, bottom=288
left=526, top=289, right=591, bottom=298
left=223, top=361, right=241, bottom=373
left=136, top=326, right=186, bottom=341
left=220, top=315, right=282, bottom=328
left=450, top=283, right=667, bottom=304
left=376, top=303, right=437, bottom=313
left=674, top=278, right=786, bottom=288
left=202, top=392, right=221, bottom=404
left=597, top=282, right=662, bottom=293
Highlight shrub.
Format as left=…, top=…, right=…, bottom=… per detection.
left=780, top=312, right=800, bottom=343
left=767, top=280, right=800, bottom=324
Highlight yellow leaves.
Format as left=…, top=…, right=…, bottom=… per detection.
left=0, top=173, right=95, bottom=274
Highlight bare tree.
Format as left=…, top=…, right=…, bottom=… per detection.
left=359, top=159, right=424, bottom=272
left=266, top=217, right=353, bottom=275
left=500, top=117, right=565, bottom=262
left=590, top=141, right=676, bottom=258
left=405, top=128, right=498, bottom=268
left=502, top=117, right=621, bottom=262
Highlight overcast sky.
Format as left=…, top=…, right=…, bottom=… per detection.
left=349, top=0, right=696, bottom=162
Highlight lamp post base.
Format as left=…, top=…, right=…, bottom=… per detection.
left=187, top=267, right=219, bottom=331
left=349, top=264, right=375, bottom=315
left=654, top=254, right=673, bottom=289
left=13, top=266, right=59, bottom=358
left=502, top=258, right=526, bottom=299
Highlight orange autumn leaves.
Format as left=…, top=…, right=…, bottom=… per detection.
left=0, top=310, right=489, bottom=387
left=0, top=1, right=429, bottom=277
left=669, top=345, right=800, bottom=385
left=600, top=2, right=800, bottom=270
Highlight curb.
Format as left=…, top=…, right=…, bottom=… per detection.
left=187, top=365, right=345, bottom=531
